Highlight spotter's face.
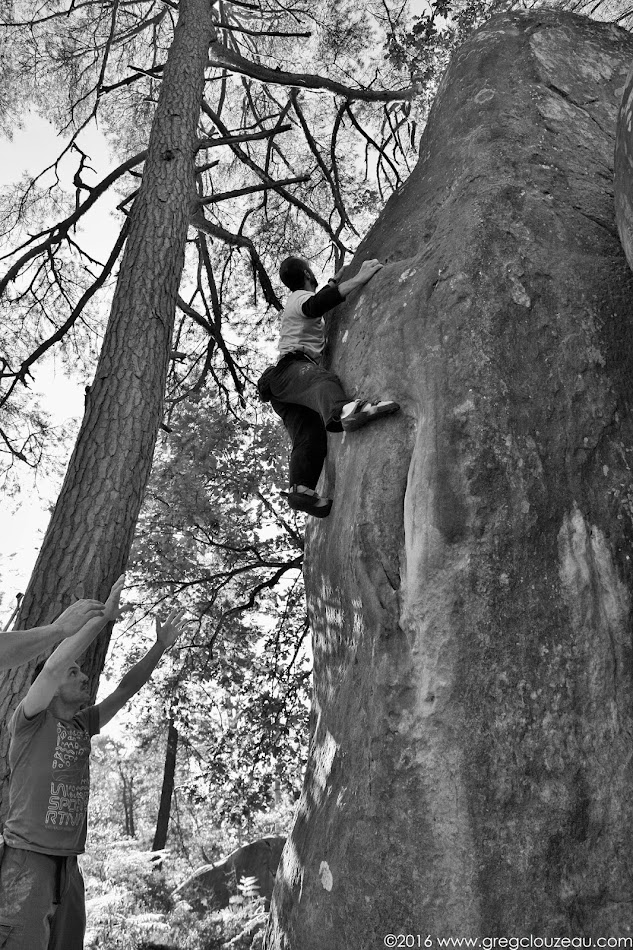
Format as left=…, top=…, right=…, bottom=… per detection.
left=56, top=662, right=90, bottom=705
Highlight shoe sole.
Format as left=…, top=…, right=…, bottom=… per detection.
left=282, top=490, right=333, bottom=518
left=288, top=498, right=332, bottom=518
left=342, top=401, right=400, bottom=432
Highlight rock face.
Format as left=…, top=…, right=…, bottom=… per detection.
left=615, top=56, right=633, bottom=267
left=173, top=836, right=285, bottom=911
left=265, top=11, right=633, bottom=947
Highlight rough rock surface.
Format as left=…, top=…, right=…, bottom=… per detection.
left=265, top=11, right=633, bottom=947
left=615, top=57, right=633, bottom=266
left=173, top=836, right=285, bottom=911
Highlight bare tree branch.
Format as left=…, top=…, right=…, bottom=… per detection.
left=0, top=125, right=293, bottom=297
left=220, top=0, right=261, bottom=8
left=207, top=42, right=416, bottom=102
left=196, top=159, right=222, bottom=175
left=101, top=63, right=165, bottom=94
left=195, top=122, right=291, bottom=152
left=112, top=6, right=169, bottom=46
left=0, top=152, right=145, bottom=294
left=0, top=221, right=129, bottom=409
left=291, top=89, right=356, bottom=236
left=199, top=174, right=310, bottom=205
left=196, top=233, right=249, bottom=406
left=202, top=102, right=349, bottom=252
left=214, top=22, right=311, bottom=37
left=175, top=294, right=245, bottom=400
left=0, top=422, right=28, bottom=464
left=255, top=491, right=304, bottom=551
left=345, top=102, right=401, bottom=188
left=211, top=557, right=303, bottom=641
left=191, top=210, right=282, bottom=309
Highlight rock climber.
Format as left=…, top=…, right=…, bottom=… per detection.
left=257, top=256, right=400, bottom=517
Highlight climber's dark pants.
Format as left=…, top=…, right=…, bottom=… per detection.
left=268, top=354, right=348, bottom=490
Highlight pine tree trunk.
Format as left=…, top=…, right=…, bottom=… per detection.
left=128, top=776, right=135, bottom=838
left=119, top=768, right=136, bottom=838
left=152, top=720, right=178, bottom=854
left=0, top=0, right=216, bottom=817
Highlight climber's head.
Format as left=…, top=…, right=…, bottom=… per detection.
left=279, top=256, right=318, bottom=292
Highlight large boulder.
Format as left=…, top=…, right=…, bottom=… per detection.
left=616, top=49, right=633, bottom=267
left=173, top=835, right=285, bottom=911
left=266, top=10, right=633, bottom=948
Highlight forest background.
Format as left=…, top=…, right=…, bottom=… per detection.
left=0, top=0, right=629, bottom=946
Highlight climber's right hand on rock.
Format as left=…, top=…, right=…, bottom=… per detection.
left=358, top=259, right=383, bottom=281
left=337, top=259, right=383, bottom=299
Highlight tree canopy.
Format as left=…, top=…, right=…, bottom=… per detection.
left=0, top=0, right=425, bottom=477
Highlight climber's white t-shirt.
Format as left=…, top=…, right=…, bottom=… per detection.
left=277, top=291, right=325, bottom=360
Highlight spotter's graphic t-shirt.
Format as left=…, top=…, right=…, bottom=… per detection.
left=3, top=699, right=100, bottom=855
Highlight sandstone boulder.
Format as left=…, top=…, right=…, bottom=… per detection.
left=615, top=48, right=633, bottom=267
left=266, top=11, right=633, bottom=947
left=173, top=835, right=285, bottom=912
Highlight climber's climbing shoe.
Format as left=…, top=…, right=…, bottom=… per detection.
left=340, top=399, right=400, bottom=432
left=283, top=485, right=333, bottom=518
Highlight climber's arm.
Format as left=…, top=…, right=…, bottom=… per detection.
left=298, top=260, right=383, bottom=320
left=337, top=259, right=383, bottom=298
left=300, top=284, right=344, bottom=319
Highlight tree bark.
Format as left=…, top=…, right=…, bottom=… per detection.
left=119, top=765, right=136, bottom=838
left=266, top=11, right=633, bottom=946
left=0, top=0, right=216, bottom=816
left=152, top=719, right=178, bottom=854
